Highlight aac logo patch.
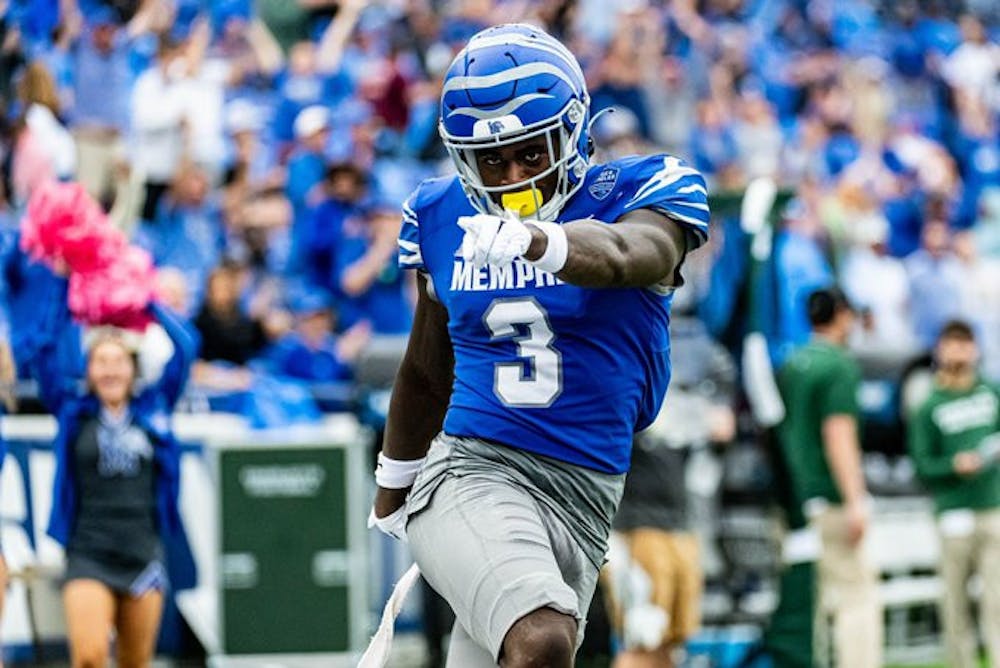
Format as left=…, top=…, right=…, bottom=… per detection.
left=588, top=166, right=619, bottom=201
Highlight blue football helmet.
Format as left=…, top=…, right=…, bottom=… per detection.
left=439, top=23, right=591, bottom=221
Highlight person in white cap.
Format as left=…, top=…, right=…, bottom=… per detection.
left=286, top=105, right=332, bottom=268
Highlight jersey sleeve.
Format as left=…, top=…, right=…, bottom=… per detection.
left=907, top=400, right=955, bottom=484
left=622, top=155, right=710, bottom=248
left=397, top=190, right=424, bottom=271
left=819, top=358, right=860, bottom=418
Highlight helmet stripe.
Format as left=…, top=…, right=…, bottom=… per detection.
left=448, top=93, right=555, bottom=120
left=442, top=62, right=580, bottom=97
left=462, top=31, right=585, bottom=83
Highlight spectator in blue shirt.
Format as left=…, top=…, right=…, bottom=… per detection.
left=270, top=1, right=364, bottom=154
left=690, top=99, right=739, bottom=186
left=770, top=199, right=835, bottom=365
left=134, top=165, right=225, bottom=313
left=7, top=0, right=59, bottom=52
left=334, top=204, right=413, bottom=335
left=951, top=101, right=1000, bottom=230
left=906, top=216, right=969, bottom=348
left=256, top=289, right=369, bottom=383
left=286, top=106, right=329, bottom=220
left=59, top=3, right=166, bottom=206
left=298, top=161, right=366, bottom=291
left=69, top=5, right=152, bottom=131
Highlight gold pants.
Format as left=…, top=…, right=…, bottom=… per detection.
left=607, top=529, right=702, bottom=647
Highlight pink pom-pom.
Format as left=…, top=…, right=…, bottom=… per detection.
left=61, top=224, right=127, bottom=275
left=22, top=183, right=159, bottom=331
left=19, top=181, right=118, bottom=272
left=68, top=246, right=157, bottom=331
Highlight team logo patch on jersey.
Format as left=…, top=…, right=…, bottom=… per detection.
left=588, top=167, right=619, bottom=201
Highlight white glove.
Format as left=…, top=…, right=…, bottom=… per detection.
left=624, top=604, right=669, bottom=651
left=457, top=213, right=533, bottom=268
left=368, top=505, right=408, bottom=542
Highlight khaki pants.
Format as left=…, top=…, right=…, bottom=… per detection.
left=938, top=508, right=1000, bottom=668
left=73, top=129, right=124, bottom=201
left=812, top=507, right=883, bottom=668
left=608, top=529, right=702, bottom=647
left=73, top=130, right=143, bottom=232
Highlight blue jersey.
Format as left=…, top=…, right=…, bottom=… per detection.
left=398, top=154, right=709, bottom=474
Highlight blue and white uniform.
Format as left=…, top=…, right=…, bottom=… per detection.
left=382, top=22, right=711, bottom=665
left=399, top=154, right=708, bottom=473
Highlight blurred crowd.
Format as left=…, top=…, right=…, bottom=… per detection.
left=0, top=0, right=995, bottom=664
left=0, top=0, right=997, bottom=400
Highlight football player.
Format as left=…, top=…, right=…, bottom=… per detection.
left=370, top=23, right=710, bottom=667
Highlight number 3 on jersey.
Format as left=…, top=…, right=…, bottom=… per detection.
left=483, top=298, right=562, bottom=407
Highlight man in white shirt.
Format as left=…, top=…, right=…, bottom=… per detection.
left=130, top=34, right=189, bottom=221
left=941, top=14, right=1000, bottom=108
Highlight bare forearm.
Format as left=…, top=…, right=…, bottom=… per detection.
left=383, top=361, right=451, bottom=460
left=126, top=0, right=156, bottom=38
left=824, top=417, right=867, bottom=504
left=381, top=273, right=454, bottom=461
left=525, top=214, right=686, bottom=288
left=247, top=19, right=284, bottom=75
left=316, top=2, right=363, bottom=72
left=341, top=249, right=394, bottom=296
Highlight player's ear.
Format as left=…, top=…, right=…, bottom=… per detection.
left=586, top=137, right=595, bottom=157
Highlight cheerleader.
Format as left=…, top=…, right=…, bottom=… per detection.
left=26, top=272, right=196, bottom=668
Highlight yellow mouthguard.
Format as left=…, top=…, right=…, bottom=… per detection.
left=501, top=188, right=543, bottom=217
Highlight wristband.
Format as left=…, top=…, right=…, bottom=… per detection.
left=375, top=452, right=425, bottom=489
left=525, top=220, right=568, bottom=274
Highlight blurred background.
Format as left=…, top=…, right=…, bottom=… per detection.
left=0, top=0, right=997, bottom=666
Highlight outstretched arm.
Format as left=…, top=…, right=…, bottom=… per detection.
left=125, top=0, right=169, bottom=40
left=461, top=208, right=692, bottom=290
left=55, top=0, right=82, bottom=52
left=525, top=209, right=689, bottom=288
left=373, top=273, right=453, bottom=518
left=184, top=16, right=211, bottom=76
left=245, top=18, right=284, bottom=77
left=315, top=0, right=365, bottom=74
left=148, top=302, right=199, bottom=409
